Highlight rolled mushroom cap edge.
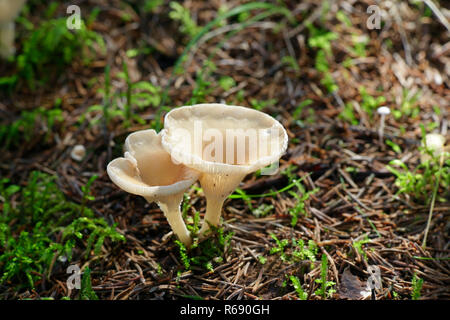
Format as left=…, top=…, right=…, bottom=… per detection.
left=106, top=157, right=198, bottom=200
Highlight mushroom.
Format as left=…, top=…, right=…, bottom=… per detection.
left=71, top=144, right=86, bottom=162
left=377, top=106, right=390, bottom=146
left=421, top=133, right=448, bottom=164
left=161, top=103, right=288, bottom=237
left=0, top=0, right=27, bottom=59
left=107, top=129, right=199, bottom=246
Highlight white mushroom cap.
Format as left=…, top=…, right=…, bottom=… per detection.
left=71, top=145, right=86, bottom=162
left=108, top=129, right=199, bottom=199
left=420, top=133, right=448, bottom=164
left=161, top=103, right=288, bottom=175
left=160, top=103, right=288, bottom=236
left=107, top=129, right=200, bottom=246
left=420, top=133, right=450, bottom=163
left=424, top=133, right=445, bottom=153
left=377, top=106, right=390, bottom=115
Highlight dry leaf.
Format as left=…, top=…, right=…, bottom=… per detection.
left=338, top=268, right=371, bottom=300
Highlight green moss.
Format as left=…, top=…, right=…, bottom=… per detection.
left=0, top=172, right=125, bottom=290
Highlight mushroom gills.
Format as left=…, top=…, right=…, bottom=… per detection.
left=107, top=129, right=199, bottom=247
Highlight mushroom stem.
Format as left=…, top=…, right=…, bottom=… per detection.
left=151, top=193, right=192, bottom=247
left=378, top=114, right=386, bottom=146
left=376, top=106, right=390, bottom=148
left=200, top=195, right=226, bottom=235
left=0, top=22, right=15, bottom=58
left=198, top=173, right=246, bottom=238
left=0, top=0, right=27, bottom=59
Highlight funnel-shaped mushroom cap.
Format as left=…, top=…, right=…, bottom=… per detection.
left=107, top=129, right=199, bottom=246
left=160, top=104, right=288, bottom=236
left=107, top=129, right=199, bottom=200
left=161, top=103, right=288, bottom=175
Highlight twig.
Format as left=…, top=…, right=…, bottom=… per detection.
left=392, top=3, right=413, bottom=66
left=422, top=0, right=450, bottom=32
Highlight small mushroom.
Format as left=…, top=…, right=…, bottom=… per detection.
left=161, top=104, right=288, bottom=237
left=71, top=145, right=86, bottom=162
left=107, top=129, right=199, bottom=246
left=0, top=0, right=27, bottom=59
left=421, top=133, right=448, bottom=164
left=377, top=106, right=390, bottom=146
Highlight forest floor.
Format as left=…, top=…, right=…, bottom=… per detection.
left=0, top=0, right=449, bottom=300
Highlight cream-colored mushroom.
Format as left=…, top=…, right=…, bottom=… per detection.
left=107, top=129, right=199, bottom=246
left=71, top=144, right=86, bottom=162
left=421, top=133, right=449, bottom=164
left=161, top=103, right=288, bottom=237
left=377, top=106, right=390, bottom=146
left=0, top=0, right=27, bottom=58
